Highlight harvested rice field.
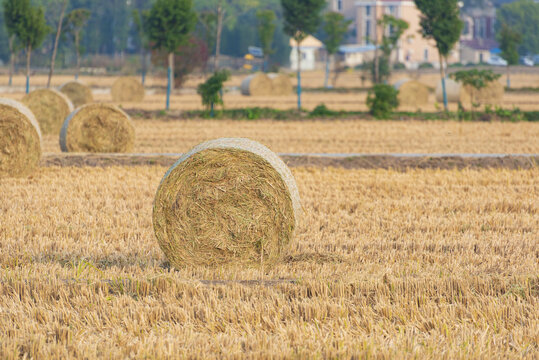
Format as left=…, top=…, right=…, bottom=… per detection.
left=0, top=166, right=537, bottom=358
left=37, top=119, right=539, bottom=155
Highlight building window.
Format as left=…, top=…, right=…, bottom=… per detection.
left=366, top=5, right=371, bottom=16
left=387, top=5, right=396, bottom=15
left=337, top=0, right=342, bottom=11
left=424, top=49, right=429, bottom=61
left=366, top=20, right=371, bottom=44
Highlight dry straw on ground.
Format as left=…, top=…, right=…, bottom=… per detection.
left=60, top=103, right=135, bottom=153
left=59, top=81, right=93, bottom=108
left=0, top=98, right=41, bottom=178
left=241, top=73, right=274, bottom=96
left=22, top=88, right=74, bottom=135
left=394, top=79, right=430, bottom=108
left=111, top=77, right=145, bottom=103
left=268, top=73, right=293, bottom=95
left=153, top=138, right=301, bottom=268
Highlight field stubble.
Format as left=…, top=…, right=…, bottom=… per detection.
left=0, top=166, right=537, bottom=358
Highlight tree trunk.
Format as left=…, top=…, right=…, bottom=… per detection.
left=75, top=32, right=81, bottom=80
left=214, top=3, right=224, bottom=71
left=373, top=5, right=379, bottom=84
left=506, top=65, right=511, bottom=89
left=8, top=35, right=14, bottom=87
left=141, top=50, right=146, bottom=85
left=324, top=52, right=330, bottom=88
left=296, top=41, right=302, bottom=110
left=439, top=52, right=448, bottom=112
left=26, top=45, right=32, bottom=94
left=47, top=0, right=68, bottom=88
left=166, top=52, right=173, bottom=110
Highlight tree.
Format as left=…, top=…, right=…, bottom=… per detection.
left=256, top=9, right=276, bottom=72
left=196, top=0, right=259, bottom=70
left=9, top=0, right=50, bottom=94
left=146, top=0, right=196, bottom=110
left=378, top=15, right=408, bottom=81
left=133, top=9, right=150, bottom=85
left=281, top=0, right=326, bottom=110
left=450, top=69, right=501, bottom=118
left=497, top=0, right=539, bottom=56
left=197, top=70, right=229, bottom=116
left=497, top=23, right=522, bottom=89
left=47, top=0, right=69, bottom=88
left=415, top=0, right=463, bottom=111
left=64, top=9, right=90, bottom=80
left=367, top=84, right=399, bottom=119
left=321, top=12, right=351, bottom=88
left=2, top=0, right=23, bottom=87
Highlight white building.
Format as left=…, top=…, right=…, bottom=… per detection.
left=289, top=36, right=324, bottom=71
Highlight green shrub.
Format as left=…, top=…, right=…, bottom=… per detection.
left=367, top=84, right=399, bottom=119
left=310, top=104, right=337, bottom=117
left=418, top=62, right=434, bottom=69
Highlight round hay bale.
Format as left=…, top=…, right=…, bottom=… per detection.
left=60, top=103, right=135, bottom=153
left=394, top=79, right=430, bottom=108
left=268, top=73, right=293, bottom=96
left=241, top=73, right=273, bottom=96
left=435, top=78, right=471, bottom=104
left=153, top=138, right=302, bottom=268
left=0, top=98, right=42, bottom=178
left=111, top=77, right=145, bottom=103
left=59, top=81, right=93, bottom=108
left=22, top=88, right=74, bottom=135
left=464, top=80, right=504, bottom=106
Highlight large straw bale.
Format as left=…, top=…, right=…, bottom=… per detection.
left=463, top=80, right=504, bottom=106
left=153, top=138, right=302, bottom=268
left=0, top=98, right=42, bottom=178
left=60, top=103, right=135, bottom=153
left=241, top=73, right=274, bottom=96
left=394, top=79, right=430, bottom=108
left=435, top=78, right=471, bottom=104
left=22, top=88, right=74, bottom=135
left=111, top=77, right=145, bottom=102
left=268, top=73, right=293, bottom=96
left=60, top=81, right=93, bottom=108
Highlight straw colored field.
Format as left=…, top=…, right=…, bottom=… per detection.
left=37, top=119, right=539, bottom=154
left=0, top=166, right=537, bottom=358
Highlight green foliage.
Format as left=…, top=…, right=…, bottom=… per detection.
left=322, top=12, right=351, bottom=56
left=310, top=104, right=338, bottom=118
left=418, top=62, right=434, bottom=69
left=367, top=84, right=399, bottom=119
left=368, top=56, right=390, bottom=83
left=132, top=9, right=150, bottom=51
left=7, top=0, right=50, bottom=51
left=256, top=10, right=276, bottom=59
left=497, top=0, right=539, bottom=55
left=414, top=0, right=463, bottom=57
left=497, top=23, right=522, bottom=66
left=63, top=9, right=90, bottom=51
left=281, top=0, right=326, bottom=43
left=197, top=70, right=230, bottom=110
left=450, top=69, right=501, bottom=91
left=197, top=11, right=217, bottom=54
left=378, top=15, right=409, bottom=59
left=195, top=0, right=260, bottom=31
left=146, top=0, right=197, bottom=54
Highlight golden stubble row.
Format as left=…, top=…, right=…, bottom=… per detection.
left=37, top=119, right=539, bottom=155
left=0, top=166, right=537, bottom=358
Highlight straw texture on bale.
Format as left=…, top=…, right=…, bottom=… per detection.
left=60, top=81, right=93, bottom=108
left=463, top=81, right=504, bottom=106
left=435, top=78, right=471, bottom=104
left=0, top=98, right=42, bottom=178
left=22, top=88, right=74, bottom=135
left=111, top=77, right=145, bottom=102
left=268, top=73, right=293, bottom=95
left=60, top=103, right=135, bottom=153
left=241, top=73, right=274, bottom=96
left=394, top=79, right=430, bottom=108
left=153, top=138, right=302, bottom=268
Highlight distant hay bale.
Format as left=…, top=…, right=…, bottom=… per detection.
left=153, top=138, right=302, bottom=268
left=111, top=77, right=145, bottom=102
left=435, top=78, right=471, bottom=104
left=60, top=81, right=93, bottom=108
left=268, top=73, right=293, bottom=95
left=22, top=88, right=74, bottom=135
left=463, top=81, right=504, bottom=106
left=60, top=103, right=135, bottom=153
left=394, top=79, right=430, bottom=108
left=0, top=98, right=42, bottom=178
left=241, top=73, right=273, bottom=96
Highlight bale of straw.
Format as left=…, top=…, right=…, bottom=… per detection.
left=22, top=88, right=74, bottom=135
left=60, top=81, right=93, bottom=108
left=111, top=77, right=145, bottom=103
left=268, top=73, right=293, bottom=96
left=153, top=138, right=302, bottom=268
left=241, top=73, right=273, bottom=96
left=435, top=78, right=471, bottom=104
left=463, top=80, right=504, bottom=106
left=0, top=98, right=42, bottom=178
left=60, top=103, right=135, bottom=153
left=394, top=79, right=430, bottom=108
